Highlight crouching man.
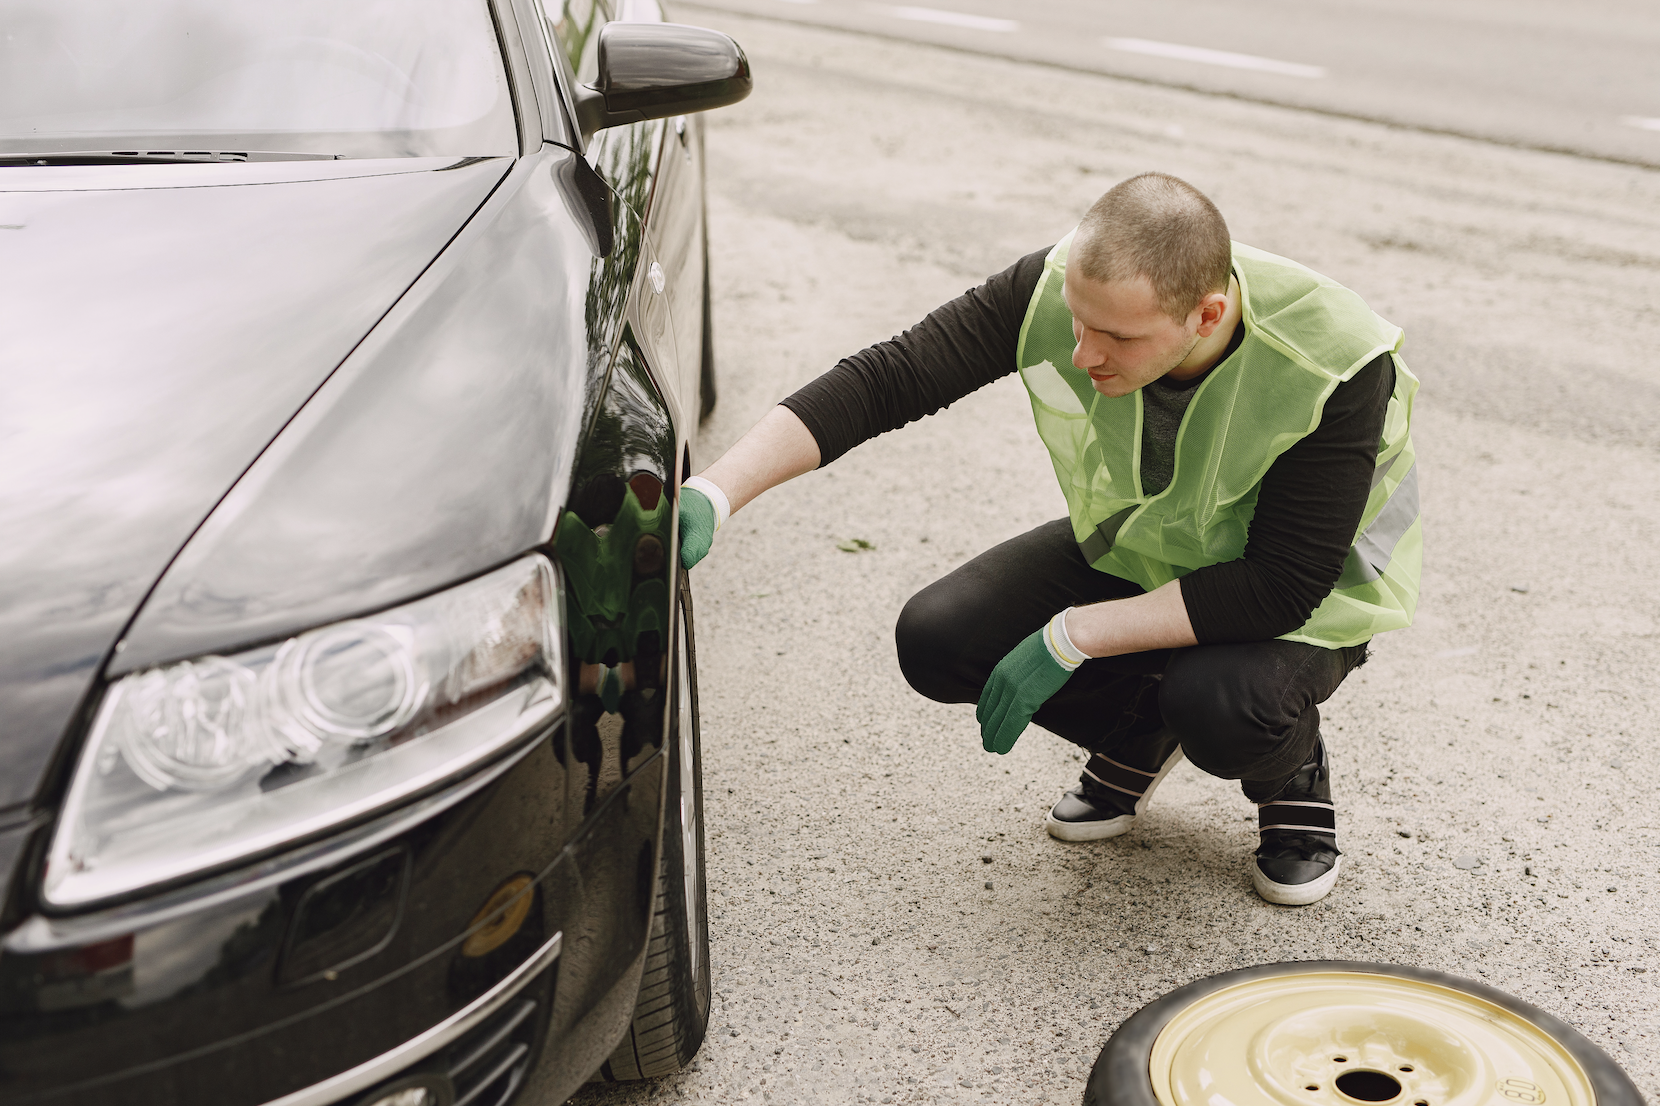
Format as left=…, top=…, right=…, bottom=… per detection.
left=680, top=172, right=1419, bottom=905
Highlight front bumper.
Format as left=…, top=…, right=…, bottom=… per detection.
left=264, top=928, right=561, bottom=1106
left=0, top=725, right=666, bottom=1106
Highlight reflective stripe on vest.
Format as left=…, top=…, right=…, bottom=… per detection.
left=1341, top=461, right=1418, bottom=587
left=1016, top=233, right=1422, bottom=649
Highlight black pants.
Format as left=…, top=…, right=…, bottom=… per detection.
left=895, top=520, right=1367, bottom=803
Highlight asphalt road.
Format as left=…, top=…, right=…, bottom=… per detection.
left=677, top=0, right=1660, bottom=167
left=552, top=6, right=1660, bottom=1103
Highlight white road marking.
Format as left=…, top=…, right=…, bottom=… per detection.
left=1105, top=37, right=1326, bottom=79
left=878, top=5, right=1019, bottom=32
left=1621, top=116, right=1660, bottom=132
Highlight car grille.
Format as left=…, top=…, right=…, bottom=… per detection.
left=445, top=996, right=539, bottom=1106
left=343, top=959, right=553, bottom=1106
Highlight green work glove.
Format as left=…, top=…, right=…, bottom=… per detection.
left=975, top=610, right=1087, bottom=754
left=678, top=476, right=730, bottom=570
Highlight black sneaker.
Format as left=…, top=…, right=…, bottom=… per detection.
left=1252, top=738, right=1342, bottom=905
left=1045, top=734, right=1184, bottom=842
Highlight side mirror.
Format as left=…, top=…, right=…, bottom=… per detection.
left=573, top=23, right=752, bottom=139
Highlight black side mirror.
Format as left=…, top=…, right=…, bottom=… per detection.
left=572, top=22, right=752, bottom=138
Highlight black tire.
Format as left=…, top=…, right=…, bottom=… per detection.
left=1085, top=960, right=1642, bottom=1106
left=602, top=573, right=711, bottom=1079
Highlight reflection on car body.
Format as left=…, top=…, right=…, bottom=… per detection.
left=0, top=1, right=747, bottom=1103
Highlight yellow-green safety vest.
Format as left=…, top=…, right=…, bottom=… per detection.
left=1016, top=233, right=1421, bottom=649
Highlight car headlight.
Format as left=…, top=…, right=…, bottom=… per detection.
left=45, top=554, right=563, bottom=909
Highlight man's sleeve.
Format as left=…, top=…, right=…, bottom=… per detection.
left=780, top=247, right=1050, bottom=466
left=1179, top=353, right=1397, bottom=643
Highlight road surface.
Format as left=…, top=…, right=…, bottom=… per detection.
left=683, top=0, right=1660, bottom=167
left=546, top=6, right=1660, bottom=1103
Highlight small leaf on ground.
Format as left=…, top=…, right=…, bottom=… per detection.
left=837, top=538, right=876, bottom=552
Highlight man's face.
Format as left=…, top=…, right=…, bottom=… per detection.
left=1063, top=267, right=1200, bottom=398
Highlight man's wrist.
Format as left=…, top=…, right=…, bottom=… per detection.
left=683, top=475, right=731, bottom=531
left=1042, top=608, right=1090, bottom=670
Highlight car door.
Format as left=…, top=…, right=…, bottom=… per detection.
left=643, top=109, right=703, bottom=434
left=609, top=0, right=707, bottom=437
left=541, top=0, right=681, bottom=421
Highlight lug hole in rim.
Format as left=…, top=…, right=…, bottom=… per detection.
left=1306, top=1086, right=1321, bottom=1093
left=1399, top=1066, right=1414, bottom=1073
left=1335, top=1070, right=1404, bottom=1103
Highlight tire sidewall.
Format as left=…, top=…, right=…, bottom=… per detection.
left=665, top=572, right=712, bottom=1034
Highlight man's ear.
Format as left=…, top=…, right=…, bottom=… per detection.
left=1193, top=290, right=1230, bottom=337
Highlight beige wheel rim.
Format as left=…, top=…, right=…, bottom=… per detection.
left=1148, top=971, right=1596, bottom=1106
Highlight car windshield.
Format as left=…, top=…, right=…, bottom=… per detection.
left=0, top=0, right=518, bottom=160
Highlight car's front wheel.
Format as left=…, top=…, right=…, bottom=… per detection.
left=602, top=573, right=711, bottom=1079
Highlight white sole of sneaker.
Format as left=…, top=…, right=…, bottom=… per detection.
left=1044, top=746, right=1186, bottom=842
left=1251, top=855, right=1342, bottom=906
left=1044, top=810, right=1136, bottom=841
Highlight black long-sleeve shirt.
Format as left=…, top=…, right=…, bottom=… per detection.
left=780, top=248, right=1394, bottom=644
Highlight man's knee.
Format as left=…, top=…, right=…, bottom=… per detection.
left=894, top=585, right=977, bottom=704
left=1158, top=651, right=1294, bottom=780
left=1160, top=669, right=1245, bottom=777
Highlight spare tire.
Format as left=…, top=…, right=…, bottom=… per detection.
left=1086, top=961, right=1641, bottom=1106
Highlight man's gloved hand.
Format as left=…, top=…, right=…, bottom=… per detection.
left=975, top=609, right=1088, bottom=754
left=679, top=475, right=730, bottom=570
left=679, top=487, right=717, bottom=569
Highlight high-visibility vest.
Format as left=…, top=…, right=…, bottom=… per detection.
left=1016, top=233, right=1421, bottom=648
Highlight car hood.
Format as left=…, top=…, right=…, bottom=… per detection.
left=0, top=157, right=510, bottom=812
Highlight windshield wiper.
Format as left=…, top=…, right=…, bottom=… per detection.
left=0, top=150, right=342, bottom=167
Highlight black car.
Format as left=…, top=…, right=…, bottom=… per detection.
left=0, top=2, right=748, bottom=1103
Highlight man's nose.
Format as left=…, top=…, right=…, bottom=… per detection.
left=1073, top=330, right=1106, bottom=370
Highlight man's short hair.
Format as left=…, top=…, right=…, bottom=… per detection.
left=1072, top=173, right=1232, bottom=321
